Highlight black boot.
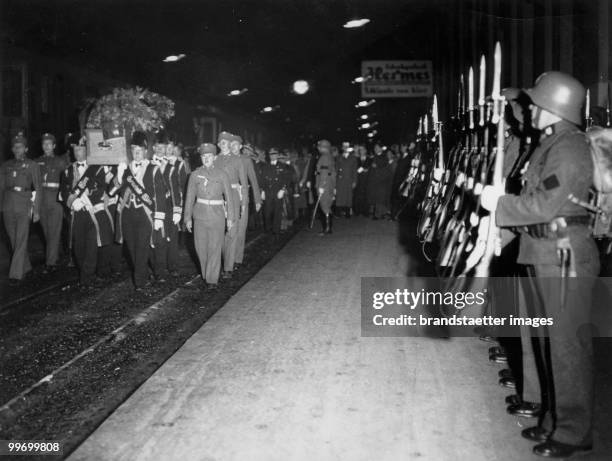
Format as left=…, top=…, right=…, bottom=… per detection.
left=325, top=213, right=333, bottom=234
left=318, top=212, right=326, bottom=236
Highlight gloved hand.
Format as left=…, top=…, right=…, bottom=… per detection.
left=481, top=185, right=504, bottom=212
left=318, top=187, right=324, bottom=195
left=261, top=191, right=266, bottom=201
left=306, top=181, right=311, bottom=188
left=433, top=167, right=444, bottom=182
left=32, top=212, right=40, bottom=223
left=72, top=197, right=85, bottom=211
left=277, top=189, right=285, bottom=199
left=255, top=203, right=262, bottom=212
left=227, top=219, right=234, bottom=230
left=154, top=219, right=164, bottom=231
left=185, top=220, right=193, bottom=233
left=172, top=213, right=181, bottom=225
left=117, top=162, right=127, bottom=181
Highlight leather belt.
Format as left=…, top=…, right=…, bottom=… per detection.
left=516, top=215, right=591, bottom=238
left=231, top=183, right=241, bottom=189
left=42, top=182, right=60, bottom=188
left=8, top=186, right=31, bottom=192
left=197, top=198, right=224, bottom=205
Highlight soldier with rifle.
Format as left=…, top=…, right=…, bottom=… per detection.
left=481, top=72, right=598, bottom=459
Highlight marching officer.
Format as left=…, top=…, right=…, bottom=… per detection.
left=335, top=142, right=358, bottom=218
left=230, top=135, right=261, bottom=268
left=0, top=134, right=41, bottom=282
left=37, top=133, right=69, bottom=272
left=110, top=131, right=168, bottom=291
left=184, top=143, right=236, bottom=288
left=482, top=72, right=598, bottom=458
left=260, top=148, right=294, bottom=234
left=59, top=146, right=114, bottom=287
left=166, top=139, right=189, bottom=275
left=214, top=131, right=247, bottom=279
left=315, top=139, right=336, bottom=234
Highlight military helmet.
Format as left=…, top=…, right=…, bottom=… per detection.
left=525, top=71, right=585, bottom=125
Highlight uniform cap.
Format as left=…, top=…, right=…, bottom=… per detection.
left=199, top=143, right=217, bottom=155
left=524, top=71, right=585, bottom=125
left=317, top=139, right=331, bottom=149
left=155, top=130, right=169, bottom=144
left=42, top=132, right=56, bottom=143
left=130, top=131, right=148, bottom=148
left=230, top=134, right=243, bottom=144
left=12, top=134, right=27, bottom=147
left=218, top=131, right=233, bottom=142
left=269, top=147, right=280, bottom=155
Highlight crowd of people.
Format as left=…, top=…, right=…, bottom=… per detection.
left=0, top=128, right=416, bottom=291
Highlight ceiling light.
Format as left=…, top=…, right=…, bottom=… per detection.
left=228, top=88, right=248, bottom=96
left=343, top=18, right=370, bottom=29
left=163, top=53, right=186, bottom=62
left=352, top=76, right=365, bottom=84
left=292, top=80, right=310, bottom=95
left=361, top=122, right=371, bottom=129
left=260, top=105, right=280, bottom=114
left=355, top=99, right=375, bottom=108
left=360, top=114, right=369, bottom=120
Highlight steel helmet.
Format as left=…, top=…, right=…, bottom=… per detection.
left=525, top=71, right=585, bottom=125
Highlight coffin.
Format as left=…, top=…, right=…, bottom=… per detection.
left=86, top=129, right=128, bottom=165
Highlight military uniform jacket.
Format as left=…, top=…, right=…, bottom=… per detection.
left=315, top=152, right=336, bottom=192
left=335, top=154, right=358, bottom=206
left=260, top=162, right=294, bottom=194
left=0, top=158, right=41, bottom=214
left=37, top=153, right=69, bottom=204
left=496, top=121, right=597, bottom=264
left=110, top=160, right=168, bottom=246
left=59, top=163, right=114, bottom=247
left=172, top=159, right=189, bottom=211
left=240, top=154, right=262, bottom=206
left=183, top=164, right=236, bottom=226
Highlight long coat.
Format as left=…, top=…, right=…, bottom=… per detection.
left=366, top=153, right=393, bottom=206
left=335, top=154, right=358, bottom=207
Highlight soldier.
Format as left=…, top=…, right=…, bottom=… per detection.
left=184, top=143, right=236, bottom=288
left=367, top=143, right=393, bottom=219
left=315, top=139, right=336, bottom=234
left=37, top=133, right=69, bottom=272
left=0, top=134, right=41, bottom=282
left=230, top=135, right=261, bottom=268
left=260, top=148, right=294, bottom=234
left=214, top=131, right=248, bottom=279
left=353, top=144, right=370, bottom=216
left=335, top=142, right=358, bottom=218
left=166, top=139, right=190, bottom=275
left=482, top=72, right=598, bottom=458
left=59, top=146, right=114, bottom=287
left=110, top=131, right=168, bottom=291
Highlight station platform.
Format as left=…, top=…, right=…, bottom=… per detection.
left=68, top=217, right=600, bottom=461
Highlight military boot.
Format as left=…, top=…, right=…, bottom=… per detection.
left=325, top=213, right=333, bottom=234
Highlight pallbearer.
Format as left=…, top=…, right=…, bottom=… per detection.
left=315, top=139, right=336, bottom=234
left=214, top=131, right=247, bottom=279
left=110, top=131, right=168, bottom=291
left=37, top=133, right=69, bottom=272
left=231, top=135, right=261, bottom=267
left=0, top=134, right=41, bottom=282
left=184, top=143, right=236, bottom=288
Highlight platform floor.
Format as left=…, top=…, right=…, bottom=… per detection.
left=68, top=218, right=597, bottom=461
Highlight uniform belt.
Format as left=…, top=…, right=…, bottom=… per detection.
left=231, top=183, right=241, bottom=189
left=8, top=186, right=31, bottom=192
left=516, top=215, right=591, bottom=238
left=197, top=198, right=224, bottom=205
left=42, top=182, right=60, bottom=188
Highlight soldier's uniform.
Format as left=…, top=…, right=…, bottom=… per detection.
left=235, top=141, right=261, bottom=265
left=110, top=153, right=168, bottom=289
left=59, top=160, right=114, bottom=285
left=184, top=143, right=236, bottom=285
left=485, top=72, right=598, bottom=457
left=260, top=150, right=294, bottom=234
left=37, top=133, right=69, bottom=268
left=215, top=132, right=248, bottom=277
left=335, top=150, right=358, bottom=217
left=0, top=136, right=41, bottom=280
left=166, top=154, right=189, bottom=273
left=315, top=140, right=336, bottom=234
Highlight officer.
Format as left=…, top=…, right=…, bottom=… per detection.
left=166, top=139, right=189, bottom=276
left=37, top=133, right=69, bottom=272
left=482, top=71, right=598, bottom=458
left=96, top=165, right=123, bottom=278
left=260, top=148, right=294, bottom=234
left=335, top=142, right=358, bottom=218
left=315, top=139, right=336, bottom=234
left=230, top=135, right=261, bottom=268
left=150, top=132, right=173, bottom=281
left=0, top=134, right=41, bottom=282
left=184, top=143, right=236, bottom=288
left=59, top=145, right=114, bottom=288
left=110, top=131, right=168, bottom=291
left=214, top=131, right=247, bottom=279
